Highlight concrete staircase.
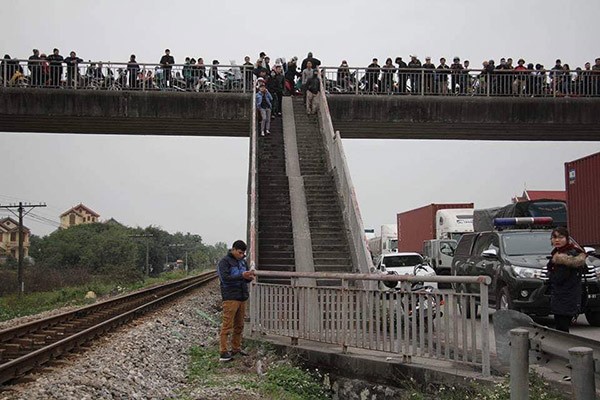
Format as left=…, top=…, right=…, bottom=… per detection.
left=257, top=116, right=295, bottom=283
left=292, top=97, right=354, bottom=274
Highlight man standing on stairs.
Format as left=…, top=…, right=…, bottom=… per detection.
left=305, top=69, right=321, bottom=115
left=218, top=240, right=255, bottom=362
left=256, top=84, right=273, bottom=136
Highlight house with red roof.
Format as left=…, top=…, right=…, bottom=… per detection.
left=0, top=217, right=30, bottom=260
left=60, top=203, right=100, bottom=229
left=512, top=190, right=566, bottom=203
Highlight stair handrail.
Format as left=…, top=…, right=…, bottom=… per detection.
left=315, top=70, right=374, bottom=276
left=247, top=81, right=258, bottom=270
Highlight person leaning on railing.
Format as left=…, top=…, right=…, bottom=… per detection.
left=27, top=49, right=41, bottom=87
left=337, top=60, right=350, bottom=91
left=47, top=48, right=64, bottom=88
left=64, top=51, right=83, bottom=88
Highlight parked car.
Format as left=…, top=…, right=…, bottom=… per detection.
left=374, top=252, right=437, bottom=290
left=452, top=228, right=600, bottom=324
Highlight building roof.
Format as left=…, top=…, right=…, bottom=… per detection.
left=0, top=217, right=30, bottom=233
left=513, top=190, right=566, bottom=203
left=60, top=203, right=100, bottom=218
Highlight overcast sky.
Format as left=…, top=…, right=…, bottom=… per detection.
left=1, top=0, right=599, bottom=245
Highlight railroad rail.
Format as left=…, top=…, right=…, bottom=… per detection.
left=0, top=270, right=216, bottom=385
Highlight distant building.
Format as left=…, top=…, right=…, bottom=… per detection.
left=104, top=217, right=124, bottom=227
left=512, top=190, right=566, bottom=203
left=60, top=203, right=100, bottom=229
left=0, top=217, right=30, bottom=260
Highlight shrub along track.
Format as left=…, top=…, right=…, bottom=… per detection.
left=0, top=271, right=216, bottom=385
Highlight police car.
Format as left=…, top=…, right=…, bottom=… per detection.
left=452, top=217, right=600, bottom=324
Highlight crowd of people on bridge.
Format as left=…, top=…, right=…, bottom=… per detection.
left=1, top=48, right=600, bottom=97
left=337, top=55, right=600, bottom=96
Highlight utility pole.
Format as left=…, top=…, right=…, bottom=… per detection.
left=129, top=234, right=153, bottom=276
left=168, top=243, right=186, bottom=273
left=0, top=202, right=46, bottom=295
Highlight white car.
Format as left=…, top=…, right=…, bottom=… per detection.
left=374, top=252, right=437, bottom=290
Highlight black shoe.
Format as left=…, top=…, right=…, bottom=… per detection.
left=232, top=349, right=249, bottom=357
left=219, top=351, right=233, bottom=362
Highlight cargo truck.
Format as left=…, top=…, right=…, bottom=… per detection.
left=566, top=151, right=600, bottom=251
left=397, top=203, right=474, bottom=275
left=367, top=224, right=397, bottom=261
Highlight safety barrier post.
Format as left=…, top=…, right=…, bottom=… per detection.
left=568, top=347, right=595, bottom=400
left=510, top=328, right=529, bottom=400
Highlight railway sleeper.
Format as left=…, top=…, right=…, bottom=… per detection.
left=2, top=343, right=21, bottom=358
left=12, top=338, right=34, bottom=349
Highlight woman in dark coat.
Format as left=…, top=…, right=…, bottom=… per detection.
left=547, top=227, right=587, bottom=332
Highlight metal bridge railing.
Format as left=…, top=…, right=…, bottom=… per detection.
left=321, top=66, right=600, bottom=97
left=0, top=59, right=252, bottom=93
left=250, top=271, right=491, bottom=377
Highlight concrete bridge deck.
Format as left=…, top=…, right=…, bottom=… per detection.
left=1, top=89, right=599, bottom=140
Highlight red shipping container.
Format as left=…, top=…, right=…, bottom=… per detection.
left=396, top=203, right=474, bottom=252
left=565, top=151, right=600, bottom=249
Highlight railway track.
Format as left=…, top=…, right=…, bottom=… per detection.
left=0, top=270, right=217, bottom=385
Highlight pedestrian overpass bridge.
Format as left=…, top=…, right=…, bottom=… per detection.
left=1, top=88, right=599, bottom=139
left=1, top=85, right=600, bottom=389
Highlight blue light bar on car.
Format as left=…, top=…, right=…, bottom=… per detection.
left=494, top=217, right=554, bottom=227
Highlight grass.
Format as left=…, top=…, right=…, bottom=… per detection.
left=0, top=269, right=200, bottom=322
left=185, top=344, right=331, bottom=400
left=184, top=343, right=568, bottom=400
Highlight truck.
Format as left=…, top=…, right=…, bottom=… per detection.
left=473, top=200, right=567, bottom=232
left=397, top=203, right=474, bottom=275
left=565, top=151, right=600, bottom=251
left=367, top=224, right=397, bottom=261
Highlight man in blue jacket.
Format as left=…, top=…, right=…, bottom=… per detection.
left=256, top=84, right=273, bottom=136
left=218, top=240, right=255, bottom=362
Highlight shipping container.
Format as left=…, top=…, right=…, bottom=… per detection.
left=396, top=203, right=474, bottom=252
left=565, top=151, right=600, bottom=249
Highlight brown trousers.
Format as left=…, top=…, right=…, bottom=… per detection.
left=219, top=300, right=246, bottom=353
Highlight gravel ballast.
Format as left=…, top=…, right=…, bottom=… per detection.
left=0, top=280, right=264, bottom=400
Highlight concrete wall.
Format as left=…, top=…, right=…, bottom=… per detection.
left=327, top=95, right=600, bottom=140
left=2, top=89, right=600, bottom=140
left=0, top=89, right=252, bottom=136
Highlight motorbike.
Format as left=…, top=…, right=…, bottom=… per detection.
left=380, top=264, right=443, bottom=332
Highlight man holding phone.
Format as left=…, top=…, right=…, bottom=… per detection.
left=217, top=240, right=255, bottom=362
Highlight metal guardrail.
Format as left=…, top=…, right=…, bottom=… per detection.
left=321, top=66, right=600, bottom=97
left=315, top=74, right=374, bottom=280
left=247, top=80, right=258, bottom=270
left=250, top=271, right=492, bottom=377
left=0, top=59, right=251, bottom=92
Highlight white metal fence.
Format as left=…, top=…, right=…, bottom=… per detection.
left=250, top=271, right=491, bottom=377
left=321, top=66, right=600, bottom=97
left=0, top=59, right=253, bottom=92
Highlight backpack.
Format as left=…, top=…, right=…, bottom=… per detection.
left=307, top=77, right=320, bottom=94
